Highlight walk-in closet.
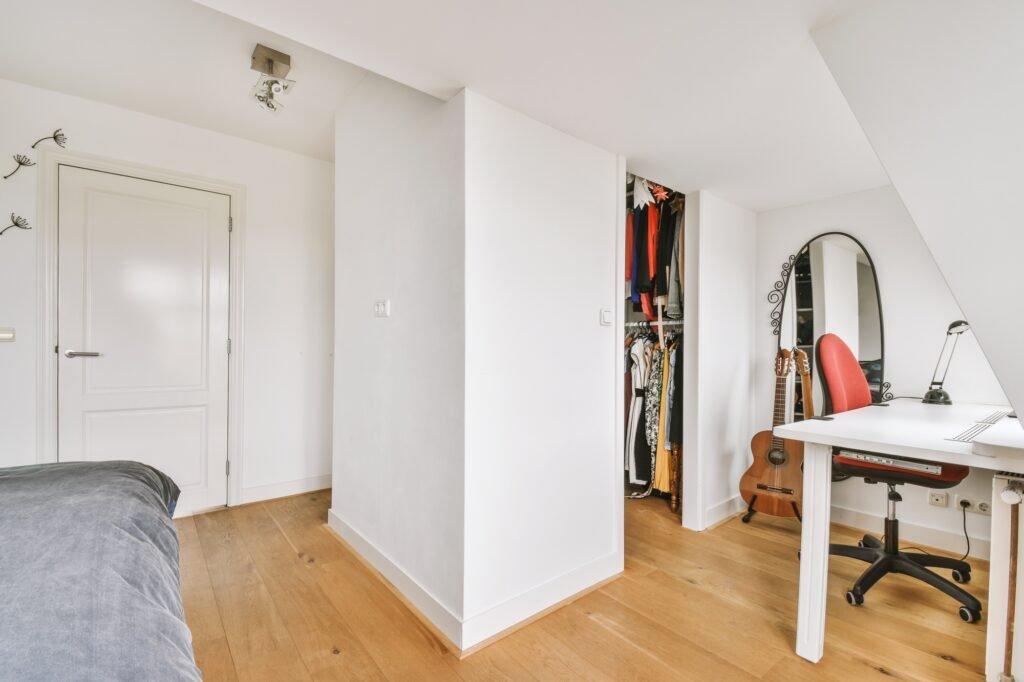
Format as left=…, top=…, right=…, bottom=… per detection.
left=624, top=175, right=685, bottom=513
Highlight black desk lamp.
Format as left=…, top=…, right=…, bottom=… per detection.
left=923, top=320, right=971, bottom=405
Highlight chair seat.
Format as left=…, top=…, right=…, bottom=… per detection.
left=833, top=453, right=969, bottom=488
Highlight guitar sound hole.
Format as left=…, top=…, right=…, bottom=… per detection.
left=767, top=449, right=788, bottom=466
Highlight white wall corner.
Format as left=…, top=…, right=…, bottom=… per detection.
left=705, top=495, right=747, bottom=528
left=681, top=192, right=704, bottom=530
left=327, top=510, right=466, bottom=648
left=460, top=551, right=621, bottom=650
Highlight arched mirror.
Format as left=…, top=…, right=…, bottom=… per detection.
left=774, top=232, right=884, bottom=419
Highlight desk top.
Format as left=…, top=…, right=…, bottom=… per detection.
left=774, top=398, right=1024, bottom=474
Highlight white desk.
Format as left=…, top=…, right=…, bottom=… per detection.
left=775, top=398, right=1024, bottom=666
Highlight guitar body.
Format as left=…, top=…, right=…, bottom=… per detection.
left=739, top=430, right=804, bottom=518
left=739, top=347, right=809, bottom=522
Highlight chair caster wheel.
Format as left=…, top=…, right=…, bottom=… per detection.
left=958, top=606, right=981, bottom=623
left=741, top=511, right=754, bottom=524
left=952, top=569, right=971, bottom=584
left=857, top=541, right=865, bottom=548
left=846, top=590, right=864, bottom=606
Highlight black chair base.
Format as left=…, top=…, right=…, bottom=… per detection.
left=831, top=533, right=982, bottom=622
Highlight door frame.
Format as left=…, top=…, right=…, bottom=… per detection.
left=36, top=149, right=247, bottom=510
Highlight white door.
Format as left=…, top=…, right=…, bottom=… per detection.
left=58, top=166, right=230, bottom=513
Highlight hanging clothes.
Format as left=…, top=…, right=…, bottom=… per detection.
left=670, top=339, right=685, bottom=445
left=653, top=342, right=673, bottom=491
left=654, top=203, right=676, bottom=300
left=624, top=177, right=686, bottom=500
left=643, top=344, right=664, bottom=487
left=664, top=339, right=677, bottom=443
left=626, top=178, right=683, bottom=323
left=666, top=207, right=683, bottom=319
left=626, top=336, right=652, bottom=484
left=631, top=205, right=647, bottom=304
left=625, top=210, right=634, bottom=282
left=645, top=203, right=659, bottom=293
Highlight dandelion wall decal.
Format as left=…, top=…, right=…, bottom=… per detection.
left=31, top=129, right=68, bottom=149
left=0, top=213, right=30, bottom=236
left=3, top=154, right=35, bottom=180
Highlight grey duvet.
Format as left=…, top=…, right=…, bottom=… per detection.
left=0, top=461, right=201, bottom=681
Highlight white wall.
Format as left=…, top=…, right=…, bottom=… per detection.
left=755, top=186, right=1007, bottom=555
left=330, top=76, right=467, bottom=632
left=461, top=91, right=621, bottom=645
left=329, top=85, right=622, bottom=650
left=683, top=190, right=758, bottom=529
left=0, top=78, right=334, bottom=499
left=814, top=1, right=1024, bottom=426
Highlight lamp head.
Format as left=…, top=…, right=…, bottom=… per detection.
left=947, top=320, right=970, bottom=335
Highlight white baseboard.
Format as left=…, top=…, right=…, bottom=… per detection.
left=831, top=504, right=990, bottom=561
left=705, top=494, right=746, bottom=529
left=326, top=510, right=622, bottom=652
left=460, top=551, right=622, bottom=650
left=240, top=474, right=331, bottom=505
left=327, top=510, right=465, bottom=646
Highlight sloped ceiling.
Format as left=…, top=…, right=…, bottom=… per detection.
left=815, top=1, right=1024, bottom=421
left=193, top=0, right=888, bottom=210
left=0, top=0, right=370, bottom=161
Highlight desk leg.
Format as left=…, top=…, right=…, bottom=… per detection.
left=797, top=441, right=833, bottom=662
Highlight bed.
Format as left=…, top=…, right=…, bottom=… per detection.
left=0, top=461, right=201, bottom=681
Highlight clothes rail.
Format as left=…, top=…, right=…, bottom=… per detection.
left=625, top=320, right=684, bottom=329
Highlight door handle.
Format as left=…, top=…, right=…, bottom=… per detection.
left=64, top=350, right=101, bottom=358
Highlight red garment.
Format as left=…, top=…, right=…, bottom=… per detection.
left=647, top=203, right=660, bottom=283
left=640, top=291, right=655, bottom=320
left=625, top=211, right=634, bottom=280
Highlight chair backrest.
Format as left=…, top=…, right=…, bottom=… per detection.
left=815, top=333, right=873, bottom=415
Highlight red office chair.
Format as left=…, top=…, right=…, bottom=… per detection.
left=817, top=333, right=982, bottom=623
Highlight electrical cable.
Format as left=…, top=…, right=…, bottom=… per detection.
left=958, top=503, right=971, bottom=560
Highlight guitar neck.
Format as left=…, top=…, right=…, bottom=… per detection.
left=771, top=374, right=787, bottom=449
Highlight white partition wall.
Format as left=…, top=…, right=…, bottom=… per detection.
left=332, top=76, right=468, bottom=636
left=682, top=190, right=758, bottom=530
left=332, top=84, right=622, bottom=650
left=461, top=91, right=622, bottom=645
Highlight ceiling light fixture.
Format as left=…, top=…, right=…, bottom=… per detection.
left=250, top=44, right=295, bottom=113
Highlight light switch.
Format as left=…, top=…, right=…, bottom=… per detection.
left=599, top=309, right=613, bottom=326
left=0, top=327, right=14, bottom=342
left=373, top=299, right=391, bottom=318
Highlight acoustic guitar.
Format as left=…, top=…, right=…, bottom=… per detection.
left=740, top=348, right=804, bottom=523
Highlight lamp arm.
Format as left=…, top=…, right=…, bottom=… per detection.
left=934, top=333, right=961, bottom=388
left=929, top=333, right=954, bottom=388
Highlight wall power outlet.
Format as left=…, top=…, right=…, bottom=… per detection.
left=954, top=495, right=991, bottom=515
left=928, top=491, right=948, bottom=507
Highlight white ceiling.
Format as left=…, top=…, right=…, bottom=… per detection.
left=193, top=0, right=889, bottom=210
left=0, top=0, right=369, bottom=161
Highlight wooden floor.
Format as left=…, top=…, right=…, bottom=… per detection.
left=178, top=492, right=988, bottom=681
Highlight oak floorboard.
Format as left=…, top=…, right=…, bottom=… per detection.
left=180, top=492, right=988, bottom=681
left=193, top=509, right=313, bottom=681
left=176, top=516, right=239, bottom=682
left=227, top=503, right=387, bottom=681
